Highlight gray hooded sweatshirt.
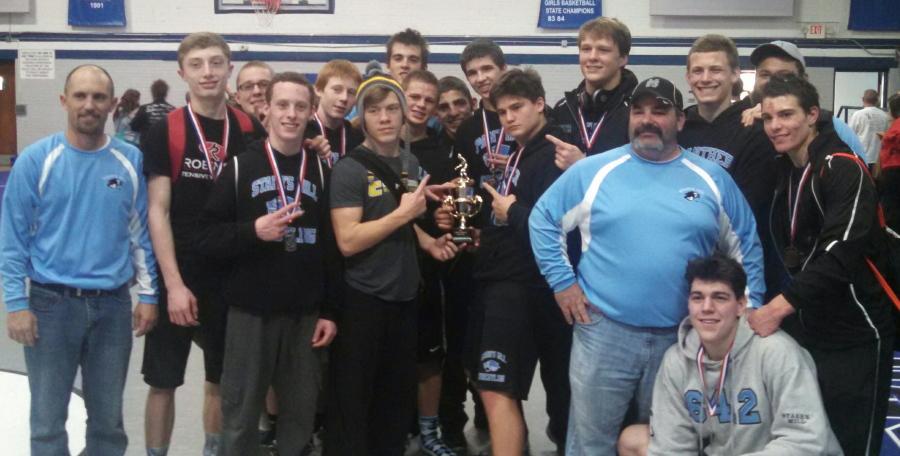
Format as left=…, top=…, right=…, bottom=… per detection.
left=648, top=316, right=843, bottom=455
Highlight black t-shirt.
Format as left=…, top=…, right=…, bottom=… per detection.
left=307, top=117, right=364, bottom=167
left=329, top=146, right=424, bottom=301
left=142, top=107, right=266, bottom=287
left=132, top=101, right=176, bottom=143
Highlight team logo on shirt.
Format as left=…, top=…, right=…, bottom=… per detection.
left=104, top=175, right=124, bottom=189
left=367, top=172, right=385, bottom=197
left=680, top=187, right=702, bottom=201
left=204, top=140, right=227, bottom=164
left=687, top=146, right=734, bottom=169
left=478, top=350, right=508, bottom=383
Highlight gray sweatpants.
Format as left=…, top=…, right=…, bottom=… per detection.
left=220, top=306, right=321, bottom=456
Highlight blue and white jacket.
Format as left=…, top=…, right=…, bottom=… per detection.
left=0, top=133, right=158, bottom=312
left=529, top=144, right=764, bottom=328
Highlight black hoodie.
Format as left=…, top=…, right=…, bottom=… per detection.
left=455, top=100, right=519, bottom=184
left=551, top=68, right=638, bottom=156
left=473, top=123, right=564, bottom=284
left=679, top=97, right=779, bottom=221
left=768, top=120, right=892, bottom=349
left=197, top=141, right=340, bottom=319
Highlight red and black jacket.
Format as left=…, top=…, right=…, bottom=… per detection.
left=768, top=120, right=893, bottom=349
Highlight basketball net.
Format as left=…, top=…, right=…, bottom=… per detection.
left=251, top=0, right=280, bottom=27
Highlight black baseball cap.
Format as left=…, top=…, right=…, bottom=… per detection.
left=630, top=77, right=684, bottom=110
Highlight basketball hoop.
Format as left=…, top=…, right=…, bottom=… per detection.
left=251, top=0, right=281, bottom=27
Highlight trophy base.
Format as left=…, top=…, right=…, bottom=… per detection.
left=451, top=230, right=473, bottom=245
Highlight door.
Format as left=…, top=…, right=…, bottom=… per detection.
left=833, top=70, right=884, bottom=122
left=0, top=61, right=16, bottom=155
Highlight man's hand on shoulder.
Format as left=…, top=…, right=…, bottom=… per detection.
left=747, top=294, right=795, bottom=337
left=741, top=103, right=762, bottom=128
left=133, top=302, right=158, bottom=337
left=7, top=309, right=38, bottom=346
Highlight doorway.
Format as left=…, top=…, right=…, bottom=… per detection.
left=0, top=60, right=16, bottom=156
left=833, top=70, right=885, bottom=122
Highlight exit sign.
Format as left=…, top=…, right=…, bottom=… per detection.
left=806, top=23, right=826, bottom=38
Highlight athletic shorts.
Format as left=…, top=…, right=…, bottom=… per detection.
left=141, top=283, right=228, bottom=388
left=466, top=281, right=558, bottom=400
left=416, top=267, right=445, bottom=364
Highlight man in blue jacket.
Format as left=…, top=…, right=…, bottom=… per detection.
left=529, top=76, right=764, bottom=455
left=1, top=64, right=158, bottom=456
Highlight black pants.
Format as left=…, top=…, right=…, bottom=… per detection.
left=325, top=286, right=417, bottom=456
left=439, top=254, right=480, bottom=435
left=808, top=334, right=894, bottom=456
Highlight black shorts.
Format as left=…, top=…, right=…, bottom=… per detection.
left=467, top=281, right=565, bottom=400
left=141, top=284, right=228, bottom=388
left=417, top=268, right=445, bottom=364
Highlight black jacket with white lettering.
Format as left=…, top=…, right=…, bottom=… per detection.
left=679, top=97, right=778, bottom=222
left=551, top=68, right=638, bottom=156
left=769, top=120, right=892, bottom=349
left=474, top=123, right=564, bottom=285
left=197, top=141, right=339, bottom=319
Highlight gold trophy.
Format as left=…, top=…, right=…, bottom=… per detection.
left=443, top=154, right=483, bottom=244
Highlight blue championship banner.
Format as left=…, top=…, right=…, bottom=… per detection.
left=69, top=0, right=126, bottom=27
left=538, top=0, right=601, bottom=29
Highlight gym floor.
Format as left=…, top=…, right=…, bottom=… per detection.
left=0, top=295, right=561, bottom=455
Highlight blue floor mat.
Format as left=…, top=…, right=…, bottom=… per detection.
left=883, top=353, right=900, bottom=455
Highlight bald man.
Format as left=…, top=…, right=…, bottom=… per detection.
left=849, top=89, right=892, bottom=166
left=0, top=64, right=158, bottom=455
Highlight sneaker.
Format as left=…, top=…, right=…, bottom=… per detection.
left=421, top=434, right=458, bottom=456
left=442, top=429, right=468, bottom=455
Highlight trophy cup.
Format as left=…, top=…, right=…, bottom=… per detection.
left=442, top=154, right=483, bottom=244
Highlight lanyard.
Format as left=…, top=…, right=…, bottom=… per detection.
left=313, top=112, right=346, bottom=168
left=481, top=110, right=506, bottom=167
left=186, top=103, right=230, bottom=180
left=696, top=345, right=732, bottom=417
left=576, top=108, right=606, bottom=151
left=501, top=145, right=525, bottom=196
left=264, top=141, right=308, bottom=214
left=787, top=164, right=813, bottom=243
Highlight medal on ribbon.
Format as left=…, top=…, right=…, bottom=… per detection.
left=696, top=345, right=731, bottom=418
left=264, top=141, right=308, bottom=253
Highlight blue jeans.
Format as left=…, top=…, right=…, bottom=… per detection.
left=565, top=312, right=677, bottom=456
left=25, top=284, right=133, bottom=456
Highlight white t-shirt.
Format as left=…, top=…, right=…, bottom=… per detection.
left=849, top=106, right=892, bottom=164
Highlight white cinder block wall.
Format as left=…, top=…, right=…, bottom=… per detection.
left=3, top=0, right=899, bottom=151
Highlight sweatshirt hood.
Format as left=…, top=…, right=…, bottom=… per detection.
left=683, top=98, right=748, bottom=129
left=568, top=68, right=639, bottom=114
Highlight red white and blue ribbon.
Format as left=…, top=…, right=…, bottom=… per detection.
left=313, top=112, right=345, bottom=168
left=481, top=111, right=506, bottom=169
left=501, top=146, right=525, bottom=196
left=186, top=102, right=230, bottom=180
left=696, top=344, right=732, bottom=417
left=576, top=108, right=605, bottom=151
left=264, top=140, right=308, bottom=213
